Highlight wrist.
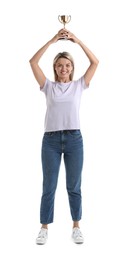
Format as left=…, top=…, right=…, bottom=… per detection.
left=49, top=35, right=58, bottom=44
left=76, top=38, right=81, bottom=45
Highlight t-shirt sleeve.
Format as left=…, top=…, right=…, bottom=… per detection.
left=80, top=76, right=89, bottom=90
left=40, top=78, right=51, bottom=95
left=75, top=76, right=89, bottom=91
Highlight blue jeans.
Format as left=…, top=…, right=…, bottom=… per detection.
left=40, top=130, right=84, bottom=224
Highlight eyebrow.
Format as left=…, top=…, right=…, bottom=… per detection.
left=56, top=61, right=71, bottom=65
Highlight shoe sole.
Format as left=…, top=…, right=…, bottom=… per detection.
left=72, top=238, right=84, bottom=244
left=36, top=243, right=45, bottom=245
left=36, top=239, right=47, bottom=245
left=74, top=241, right=84, bottom=244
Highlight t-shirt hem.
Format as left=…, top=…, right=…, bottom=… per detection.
left=44, top=127, right=81, bottom=133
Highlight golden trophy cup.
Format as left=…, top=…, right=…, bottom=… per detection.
left=58, top=15, right=71, bottom=29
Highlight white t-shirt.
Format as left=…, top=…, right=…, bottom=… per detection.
left=41, top=76, right=87, bottom=132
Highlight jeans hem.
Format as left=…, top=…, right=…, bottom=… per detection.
left=40, top=220, right=53, bottom=225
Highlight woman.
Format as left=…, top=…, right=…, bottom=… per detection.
left=29, top=29, right=99, bottom=244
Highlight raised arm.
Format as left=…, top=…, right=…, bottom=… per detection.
left=29, top=30, right=64, bottom=88
left=60, top=29, right=99, bottom=86
left=77, top=40, right=99, bottom=86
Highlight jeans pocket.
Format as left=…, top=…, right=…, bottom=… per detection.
left=68, top=130, right=81, bottom=136
left=44, top=132, right=55, bottom=137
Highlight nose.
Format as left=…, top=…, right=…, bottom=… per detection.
left=61, top=65, right=67, bottom=71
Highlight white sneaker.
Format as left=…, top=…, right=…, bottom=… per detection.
left=36, top=228, right=48, bottom=245
left=72, top=227, right=84, bottom=244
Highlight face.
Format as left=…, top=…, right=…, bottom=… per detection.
left=54, top=58, right=73, bottom=81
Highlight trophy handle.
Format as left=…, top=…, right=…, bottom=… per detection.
left=68, top=15, right=71, bottom=23
left=58, top=15, right=61, bottom=23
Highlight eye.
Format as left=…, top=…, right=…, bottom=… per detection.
left=67, top=63, right=72, bottom=68
left=57, top=64, right=62, bottom=67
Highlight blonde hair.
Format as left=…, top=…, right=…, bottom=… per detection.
left=53, top=52, right=74, bottom=81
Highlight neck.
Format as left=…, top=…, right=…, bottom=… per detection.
left=57, top=77, right=70, bottom=83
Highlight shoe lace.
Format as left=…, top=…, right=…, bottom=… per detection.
left=38, top=228, right=47, bottom=238
left=74, top=228, right=83, bottom=238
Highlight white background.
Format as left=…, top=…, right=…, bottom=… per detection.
left=0, top=0, right=126, bottom=259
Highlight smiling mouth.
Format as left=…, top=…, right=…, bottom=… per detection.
left=61, top=72, right=67, bottom=74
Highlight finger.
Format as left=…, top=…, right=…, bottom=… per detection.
left=59, top=32, right=68, bottom=38
left=59, top=29, right=69, bottom=34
